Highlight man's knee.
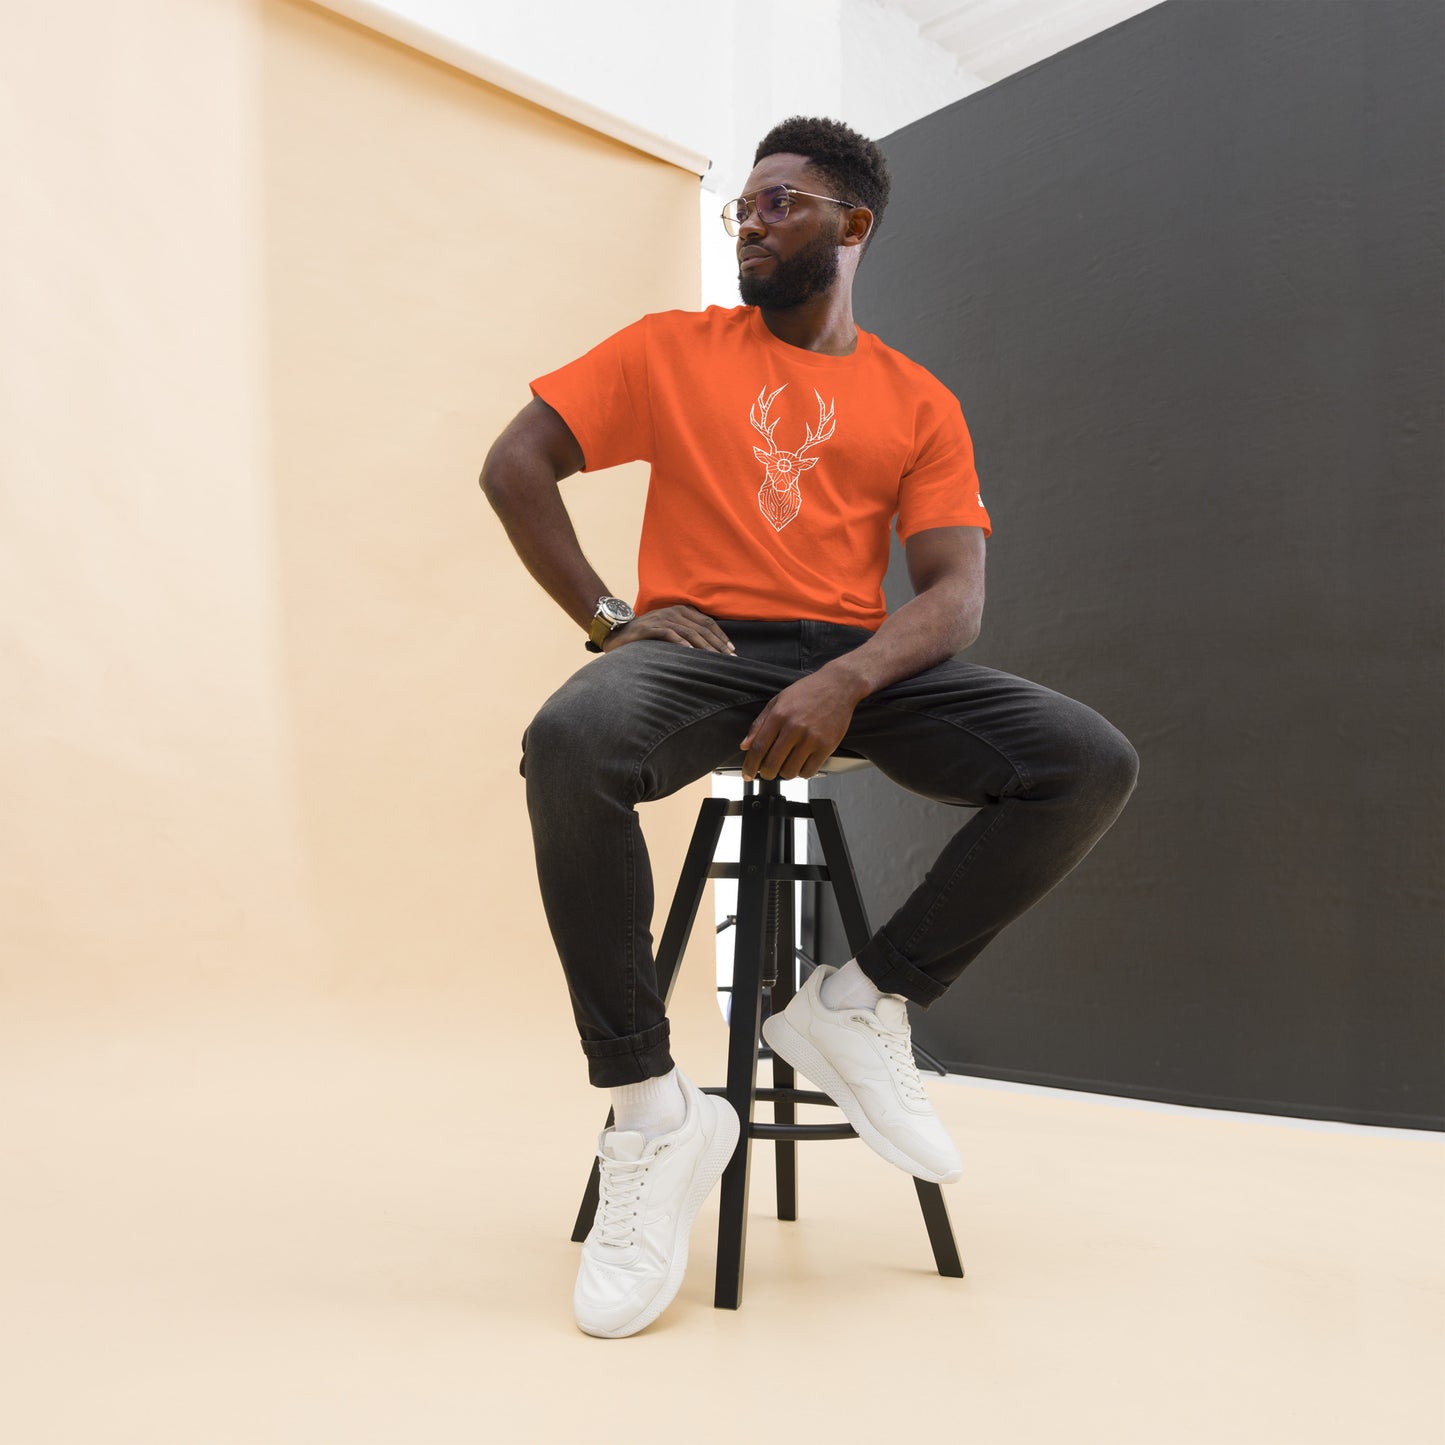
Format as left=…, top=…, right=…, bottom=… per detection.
left=520, top=661, right=659, bottom=803
left=1071, top=708, right=1139, bottom=819
left=1096, top=720, right=1140, bottom=806
left=1038, top=696, right=1139, bottom=821
left=520, top=681, right=595, bottom=785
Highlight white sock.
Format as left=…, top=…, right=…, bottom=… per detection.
left=820, top=958, right=887, bottom=1011
left=610, top=1068, right=686, bottom=1139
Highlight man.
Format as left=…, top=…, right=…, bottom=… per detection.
left=481, top=117, right=1138, bottom=1338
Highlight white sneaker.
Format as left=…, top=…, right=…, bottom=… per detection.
left=762, top=965, right=962, bottom=1184
left=574, top=1071, right=739, bottom=1338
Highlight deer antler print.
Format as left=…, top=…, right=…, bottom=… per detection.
left=798, top=393, right=836, bottom=456
left=750, top=384, right=786, bottom=451
left=748, top=385, right=837, bottom=532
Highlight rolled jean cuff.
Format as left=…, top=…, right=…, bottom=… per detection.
left=580, top=1019, right=675, bottom=1088
left=855, top=929, right=948, bottom=1006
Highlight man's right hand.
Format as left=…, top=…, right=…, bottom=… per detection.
left=603, top=606, right=735, bottom=655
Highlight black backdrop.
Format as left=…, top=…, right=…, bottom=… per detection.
left=811, top=0, right=1444, bottom=1128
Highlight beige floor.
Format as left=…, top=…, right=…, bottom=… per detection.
left=2, top=983, right=1441, bottom=1445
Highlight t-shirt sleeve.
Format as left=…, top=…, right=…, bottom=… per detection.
left=529, top=316, right=654, bottom=473
left=895, top=392, right=992, bottom=541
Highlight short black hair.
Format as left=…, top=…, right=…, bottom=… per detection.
left=753, top=116, right=891, bottom=248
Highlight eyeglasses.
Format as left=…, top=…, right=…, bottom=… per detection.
left=720, top=184, right=856, bottom=236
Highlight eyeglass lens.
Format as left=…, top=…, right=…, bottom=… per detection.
left=723, top=185, right=792, bottom=233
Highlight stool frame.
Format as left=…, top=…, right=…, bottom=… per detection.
left=570, top=773, right=964, bottom=1309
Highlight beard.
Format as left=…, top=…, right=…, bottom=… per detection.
left=738, top=231, right=840, bottom=310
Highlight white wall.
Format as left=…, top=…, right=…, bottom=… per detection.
left=339, top=0, right=980, bottom=183
left=322, top=0, right=985, bottom=306
left=702, top=0, right=984, bottom=305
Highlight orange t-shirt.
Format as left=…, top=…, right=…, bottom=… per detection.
left=530, top=305, right=990, bottom=631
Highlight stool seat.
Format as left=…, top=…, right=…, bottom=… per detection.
left=711, top=753, right=875, bottom=777
left=570, top=771, right=964, bottom=1310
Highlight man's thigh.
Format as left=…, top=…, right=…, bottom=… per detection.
left=842, top=657, right=1116, bottom=806
left=522, top=640, right=798, bottom=802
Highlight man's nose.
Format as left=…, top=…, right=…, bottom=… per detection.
left=738, top=206, right=767, bottom=242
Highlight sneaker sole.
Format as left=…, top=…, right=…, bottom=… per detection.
left=578, top=1093, right=741, bottom=1339
left=761, top=1013, right=960, bottom=1185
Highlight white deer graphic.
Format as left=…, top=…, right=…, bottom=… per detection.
left=749, top=383, right=836, bottom=532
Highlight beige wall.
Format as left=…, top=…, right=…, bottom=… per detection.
left=0, top=0, right=703, bottom=1009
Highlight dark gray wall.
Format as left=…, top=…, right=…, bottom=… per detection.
left=816, top=0, right=1444, bottom=1128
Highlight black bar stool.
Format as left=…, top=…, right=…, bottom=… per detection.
left=570, top=757, right=964, bottom=1310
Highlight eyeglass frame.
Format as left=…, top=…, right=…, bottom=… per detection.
left=720, top=183, right=859, bottom=236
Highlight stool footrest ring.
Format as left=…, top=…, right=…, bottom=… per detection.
left=701, top=1085, right=859, bottom=1141
left=706, top=863, right=830, bottom=882
left=750, top=1121, right=859, bottom=1142
left=702, top=1085, right=836, bottom=1108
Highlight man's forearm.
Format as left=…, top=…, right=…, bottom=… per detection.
left=480, top=439, right=609, bottom=632
left=819, top=583, right=982, bottom=703
left=816, top=525, right=986, bottom=702
left=735, top=582, right=981, bottom=781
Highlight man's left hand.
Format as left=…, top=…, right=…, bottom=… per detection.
left=739, top=671, right=863, bottom=781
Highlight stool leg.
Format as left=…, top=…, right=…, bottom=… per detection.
left=807, top=796, right=872, bottom=952
left=914, top=1178, right=965, bottom=1277
left=658, top=797, right=732, bottom=1007
left=809, top=794, right=965, bottom=1281
left=714, top=785, right=774, bottom=1309
left=569, top=1107, right=612, bottom=1243
left=770, top=817, right=799, bottom=1222
left=570, top=798, right=729, bottom=1244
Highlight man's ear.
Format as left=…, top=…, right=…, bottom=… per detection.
left=840, top=205, right=873, bottom=248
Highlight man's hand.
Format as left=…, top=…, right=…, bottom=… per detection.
left=739, top=669, right=864, bottom=780
left=734, top=527, right=986, bottom=778
left=604, top=605, right=735, bottom=654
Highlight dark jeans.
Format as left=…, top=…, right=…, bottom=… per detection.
left=521, top=621, right=1138, bottom=1087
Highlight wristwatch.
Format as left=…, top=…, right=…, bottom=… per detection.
left=586, top=596, right=635, bottom=652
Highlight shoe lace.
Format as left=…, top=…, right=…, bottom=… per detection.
left=859, top=1014, right=929, bottom=1107
left=594, top=1145, right=665, bottom=1249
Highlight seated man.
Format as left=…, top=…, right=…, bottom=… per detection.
left=481, top=116, right=1138, bottom=1338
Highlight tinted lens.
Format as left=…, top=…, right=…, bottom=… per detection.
left=756, top=186, right=791, bottom=223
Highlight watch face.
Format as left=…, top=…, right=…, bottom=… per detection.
left=600, top=598, right=635, bottom=625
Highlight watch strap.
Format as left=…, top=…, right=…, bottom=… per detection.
left=587, top=612, right=614, bottom=649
